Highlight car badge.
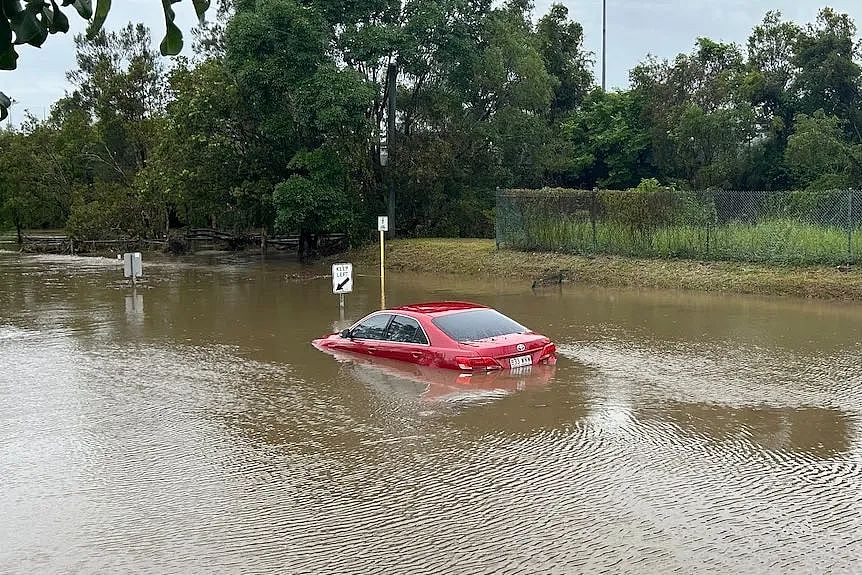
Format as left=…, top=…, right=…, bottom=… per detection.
left=516, top=343, right=526, bottom=352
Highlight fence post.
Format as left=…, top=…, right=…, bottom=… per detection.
left=705, top=190, right=711, bottom=258
left=494, top=187, right=501, bottom=250
left=591, top=187, right=598, bottom=251
left=849, top=188, right=854, bottom=263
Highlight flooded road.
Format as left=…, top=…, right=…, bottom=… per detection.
left=1, top=250, right=861, bottom=574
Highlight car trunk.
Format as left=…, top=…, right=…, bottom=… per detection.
left=458, top=333, right=550, bottom=363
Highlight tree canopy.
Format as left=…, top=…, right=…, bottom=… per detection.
left=1, top=4, right=861, bottom=254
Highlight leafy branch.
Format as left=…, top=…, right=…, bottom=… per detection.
left=0, top=0, right=211, bottom=120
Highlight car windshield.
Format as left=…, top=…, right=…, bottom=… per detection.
left=432, top=309, right=527, bottom=342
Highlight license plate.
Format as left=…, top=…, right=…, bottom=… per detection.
left=509, top=355, right=532, bottom=369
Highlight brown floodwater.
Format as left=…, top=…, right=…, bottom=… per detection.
left=1, top=250, right=861, bottom=574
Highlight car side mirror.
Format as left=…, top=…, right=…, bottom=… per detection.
left=340, top=329, right=352, bottom=339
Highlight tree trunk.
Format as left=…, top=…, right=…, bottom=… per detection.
left=15, top=218, right=22, bottom=245
left=298, top=230, right=307, bottom=262
left=298, top=231, right=318, bottom=262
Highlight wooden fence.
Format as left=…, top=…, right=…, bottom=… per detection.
left=9, top=229, right=347, bottom=255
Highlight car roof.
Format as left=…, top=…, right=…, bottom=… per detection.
left=391, top=301, right=489, bottom=316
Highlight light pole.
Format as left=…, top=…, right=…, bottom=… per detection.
left=385, top=62, right=397, bottom=230
left=602, top=0, right=607, bottom=91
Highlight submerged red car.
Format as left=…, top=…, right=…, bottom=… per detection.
left=312, top=301, right=557, bottom=371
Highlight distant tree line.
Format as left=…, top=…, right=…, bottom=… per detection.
left=1, top=1, right=860, bottom=252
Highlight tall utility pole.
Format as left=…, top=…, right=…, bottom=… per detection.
left=386, top=62, right=397, bottom=230
left=602, top=0, right=607, bottom=91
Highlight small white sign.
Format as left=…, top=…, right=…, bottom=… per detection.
left=377, top=216, right=389, bottom=232
left=123, top=252, right=143, bottom=278
left=332, top=262, right=353, bottom=294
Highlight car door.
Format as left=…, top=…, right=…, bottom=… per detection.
left=348, top=313, right=393, bottom=356
left=379, top=314, right=432, bottom=365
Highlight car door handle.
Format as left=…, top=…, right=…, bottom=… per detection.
left=411, top=351, right=423, bottom=359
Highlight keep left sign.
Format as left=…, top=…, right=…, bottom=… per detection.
left=332, top=263, right=353, bottom=294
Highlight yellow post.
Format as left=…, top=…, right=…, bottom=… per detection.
left=379, top=229, right=385, bottom=309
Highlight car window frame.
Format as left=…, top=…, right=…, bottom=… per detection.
left=349, top=313, right=395, bottom=341
left=383, top=313, right=430, bottom=346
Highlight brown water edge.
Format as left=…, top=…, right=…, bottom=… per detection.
left=0, top=250, right=861, bottom=574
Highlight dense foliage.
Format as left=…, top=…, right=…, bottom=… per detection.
left=1, top=3, right=861, bottom=253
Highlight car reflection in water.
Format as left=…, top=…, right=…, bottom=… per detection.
left=317, top=346, right=556, bottom=404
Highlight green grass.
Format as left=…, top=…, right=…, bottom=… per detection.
left=338, top=238, right=862, bottom=301
left=509, top=217, right=861, bottom=266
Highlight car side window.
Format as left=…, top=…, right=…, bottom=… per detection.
left=385, top=315, right=429, bottom=345
left=350, top=314, right=392, bottom=340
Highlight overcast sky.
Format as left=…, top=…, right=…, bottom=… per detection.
left=2, top=1, right=862, bottom=125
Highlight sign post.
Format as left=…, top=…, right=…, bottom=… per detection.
left=332, top=262, right=353, bottom=319
left=377, top=216, right=388, bottom=309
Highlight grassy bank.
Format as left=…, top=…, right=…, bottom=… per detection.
left=343, top=238, right=862, bottom=300
left=516, top=217, right=862, bottom=265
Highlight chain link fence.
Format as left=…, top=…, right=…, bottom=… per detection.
left=496, top=188, right=861, bottom=265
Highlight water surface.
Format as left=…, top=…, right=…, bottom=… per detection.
left=1, top=251, right=861, bottom=574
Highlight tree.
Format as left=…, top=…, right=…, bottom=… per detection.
left=273, top=148, right=354, bottom=258
left=142, top=57, right=250, bottom=232
left=562, top=88, right=650, bottom=189
left=791, top=8, right=862, bottom=140
left=745, top=11, right=800, bottom=131
left=785, top=110, right=862, bottom=188
left=224, top=0, right=374, bottom=249
left=631, top=37, right=759, bottom=188
left=0, top=123, right=68, bottom=241
left=535, top=3, right=592, bottom=118
left=68, top=24, right=166, bottom=178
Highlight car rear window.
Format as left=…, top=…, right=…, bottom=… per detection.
left=431, top=309, right=527, bottom=342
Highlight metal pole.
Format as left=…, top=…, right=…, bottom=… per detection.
left=380, top=229, right=386, bottom=309
left=339, top=293, right=345, bottom=322
left=386, top=63, right=397, bottom=229
left=602, top=0, right=607, bottom=91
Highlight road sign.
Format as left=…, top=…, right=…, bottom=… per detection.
left=332, top=263, right=353, bottom=294
left=123, top=252, right=142, bottom=279
left=378, top=216, right=389, bottom=232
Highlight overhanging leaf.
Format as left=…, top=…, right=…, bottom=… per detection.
left=159, top=0, right=183, bottom=56
left=10, top=4, right=48, bottom=47
left=86, top=0, right=110, bottom=38
left=0, top=7, right=17, bottom=70
left=49, top=0, right=69, bottom=33
left=192, top=0, right=209, bottom=26
left=71, top=0, right=92, bottom=20
left=0, top=91, right=10, bottom=121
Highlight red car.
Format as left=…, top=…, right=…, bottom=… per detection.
left=312, top=301, right=557, bottom=371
